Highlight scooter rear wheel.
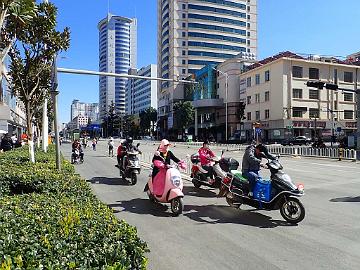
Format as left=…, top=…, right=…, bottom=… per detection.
left=171, top=197, right=184, bottom=216
left=131, top=173, right=137, bottom=185
left=280, top=197, right=305, bottom=224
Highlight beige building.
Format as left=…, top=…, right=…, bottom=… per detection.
left=157, top=0, right=257, bottom=135
left=239, top=52, right=359, bottom=142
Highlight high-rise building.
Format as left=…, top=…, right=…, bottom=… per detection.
left=70, top=99, right=99, bottom=122
left=98, top=14, right=137, bottom=120
left=126, top=64, right=158, bottom=115
left=157, top=0, right=257, bottom=131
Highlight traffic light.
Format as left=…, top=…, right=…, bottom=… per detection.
left=306, top=81, right=325, bottom=89
left=325, top=83, right=338, bottom=90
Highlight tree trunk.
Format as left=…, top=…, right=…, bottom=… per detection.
left=25, top=102, right=35, bottom=163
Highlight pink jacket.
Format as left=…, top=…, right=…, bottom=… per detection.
left=198, top=147, right=215, bottom=166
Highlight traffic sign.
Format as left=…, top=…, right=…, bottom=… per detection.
left=255, top=128, right=262, bottom=134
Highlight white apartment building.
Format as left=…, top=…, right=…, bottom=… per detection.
left=239, top=51, right=359, bottom=142
left=98, top=14, right=137, bottom=119
left=126, top=64, right=158, bottom=115
left=157, top=0, right=257, bottom=134
left=70, top=99, right=99, bottom=122
left=67, top=115, right=89, bottom=130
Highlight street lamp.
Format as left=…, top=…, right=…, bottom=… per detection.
left=51, top=55, right=61, bottom=170
left=212, top=67, right=229, bottom=141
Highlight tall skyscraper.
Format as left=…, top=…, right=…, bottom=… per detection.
left=157, top=0, right=257, bottom=130
left=98, top=14, right=137, bottom=120
left=126, top=64, right=158, bottom=115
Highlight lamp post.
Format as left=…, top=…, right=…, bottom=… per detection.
left=212, top=67, right=229, bottom=142
left=51, top=56, right=61, bottom=171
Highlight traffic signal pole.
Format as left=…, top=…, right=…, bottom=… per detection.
left=307, top=80, right=360, bottom=160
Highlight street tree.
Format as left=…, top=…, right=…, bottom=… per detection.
left=139, top=107, right=157, bottom=136
left=0, top=0, right=36, bottom=103
left=8, top=2, right=70, bottom=162
left=173, top=101, right=194, bottom=136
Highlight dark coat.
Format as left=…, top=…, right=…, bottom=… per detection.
left=152, top=150, right=180, bottom=178
left=0, top=135, right=13, bottom=152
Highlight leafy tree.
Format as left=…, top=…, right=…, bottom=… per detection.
left=7, top=2, right=70, bottom=161
left=173, top=101, right=194, bottom=133
left=0, top=0, right=36, bottom=103
left=139, top=107, right=157, bottom=136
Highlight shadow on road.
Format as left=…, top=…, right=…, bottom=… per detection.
left=183, top=185, right=217, bottom=198
left=108, top=198, right=173, bottom=217
left=183, top=204, right=295, bottom=228
left=87, top=177, right=130, bottom=186
left=330, top=196, right=360, bottom=203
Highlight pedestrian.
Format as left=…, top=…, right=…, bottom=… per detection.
left=92, top=138, right=97, bottom=151
left=108, top=137, right=114, bottom=157
left=0, top=134, right=13, bottom=152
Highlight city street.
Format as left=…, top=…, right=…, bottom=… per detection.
left=62, top=140, right=360, bottom=270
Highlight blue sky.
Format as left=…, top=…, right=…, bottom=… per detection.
left=51, top=0, right=360, bottom=124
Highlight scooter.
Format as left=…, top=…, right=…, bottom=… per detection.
left=119, top=143, right=141, bottom=185
left=71, top=149, right=83, bottom=164
left=144, top=158, right=187, bottom=216
left=190, top=151, right=239, bottom=189
left=221, top=156, right=306, bottom=224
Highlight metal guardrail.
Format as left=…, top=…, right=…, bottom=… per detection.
left=138, top=140, right=357, bottom=161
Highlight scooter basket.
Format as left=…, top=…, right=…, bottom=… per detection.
left=253, top=179, right=271, bottom=202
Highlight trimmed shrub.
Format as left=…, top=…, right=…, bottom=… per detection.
left=0, top=147, right=148, bottom=269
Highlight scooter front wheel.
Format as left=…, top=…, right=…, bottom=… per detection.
left=280, top=197, right=305, bottom=224
left=171, top=197, right=184, bottom=216
left=131, top=173, right=137, bottom=185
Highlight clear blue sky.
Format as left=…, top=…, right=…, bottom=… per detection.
left=51, top=0, right=360, bottom=124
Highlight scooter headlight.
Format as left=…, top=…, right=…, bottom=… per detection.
left=171, top=175, right=181, bottom=187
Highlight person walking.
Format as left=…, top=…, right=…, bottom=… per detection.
left=108, top=137, right=114, bottom=157
left=92, top=138, right=97, bottom=151
left=0, top=134, right=13, bottom=152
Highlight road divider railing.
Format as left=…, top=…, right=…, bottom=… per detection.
left=138, top=140, right=357, bottom=161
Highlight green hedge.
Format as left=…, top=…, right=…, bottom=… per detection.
left=0, top=147, right=148, bottom=269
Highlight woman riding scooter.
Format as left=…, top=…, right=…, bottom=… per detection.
left=198, top=140, right=216, bottom=184
left=145, top=139, right=186, bottom=215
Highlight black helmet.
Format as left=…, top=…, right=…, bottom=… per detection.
left=126, top=137, right=133, bottom=144
left=203, top=139, right=210, bottom=146
left=255, top=143, right=267, bottom=153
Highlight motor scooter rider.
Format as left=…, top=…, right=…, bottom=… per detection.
left=72, top=139, right=84, bottom=163
left=241, top=142, right=275, bottom=196
left=198, top=140, right=216, bottom=184
left=117, top=137, right=139, bottom=170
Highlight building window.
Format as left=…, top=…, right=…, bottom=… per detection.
left=292, top=88, right=303, bottom=99
left=292, top=109, right=303, bottom=118
left=247, top=32, right=250, bottom=37
left=182, top=59, right=186, bottom=65
left=344, top=110, right=353, bottom=119
left=309, top=68, right=319, bottom=79
left=182, top=3, right=186, bottom=9
left=265, top=91, right=270, bottom=101
left=182, top=22, right=186, bottom=28
left=255, top=93, right=260, bottom=103
left=334, top=69, right=338, bottom=84
left=265, top=70, right=270, bottom=82
left=255, top=74, right=260, bottom=84
left=309, top=108, right=319, bottom=118
left=182, top=13, right=186, bottom=19
left=247, top=40, right=250, bottom=45
left=344, top=71, right=353, bottom=83
left=182, top=41, right=186, bottom=46
left=182, top=50, right=186, bottom=56
left=182, top=32, right=186, bottom=37
left=292, top=66, right=303, bottom=78
left=246, top=77, right=251, bottom=87
left=255, top=111, right=260, bottom=120
left=247, top=112, right=251, bottom=121
left=344, top=92, right=353, bottom=102
left=265, top=109, right=269, bottom=119
left=182, top=69, right=186, bottom=74
left=247, top=96, right=251, bottom=104
left=309, top=89, right=319, bottom=99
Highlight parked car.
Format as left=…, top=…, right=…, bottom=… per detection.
left=281, top=136, right=312, bottom=146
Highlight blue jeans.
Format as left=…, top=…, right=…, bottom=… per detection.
left=242, top=170, right=260, bottom=191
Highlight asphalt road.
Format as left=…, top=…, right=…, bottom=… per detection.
left=62, top=140, right=360, bottom=270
